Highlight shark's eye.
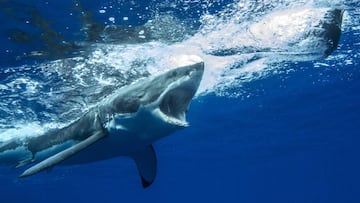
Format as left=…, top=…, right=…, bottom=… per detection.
left=171, top=71, right=177, bottom=77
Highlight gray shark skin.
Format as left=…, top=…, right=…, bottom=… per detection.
left=0, top=56, right=204, bottom=188
left=321, top=9, right=344, bottom=57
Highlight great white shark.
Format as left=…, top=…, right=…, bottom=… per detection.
left=0, top=55, right=204, bottom=188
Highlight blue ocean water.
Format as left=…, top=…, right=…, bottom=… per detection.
left=1, top=0, right=359, bottom=203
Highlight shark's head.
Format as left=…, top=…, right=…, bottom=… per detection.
left=102, top=55, right=204, bottom=140
left=156, top=62, right=204, bottom=126
left=141, top=55, right=204, bottom=127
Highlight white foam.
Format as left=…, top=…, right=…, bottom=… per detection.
left=169, top=55, right=203, bottom=67
left=0, top=123, right=44, bottom=142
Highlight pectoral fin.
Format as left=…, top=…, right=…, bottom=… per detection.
left=130, top=145, right=157, bottom=188
left=16, top=157, right=34, bottom=168
left=19, top=130, right=106, bottom=178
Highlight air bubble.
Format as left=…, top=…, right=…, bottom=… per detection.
left=109, top=17, right=115, bottom=23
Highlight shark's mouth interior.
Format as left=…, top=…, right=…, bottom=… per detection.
left=159, top=84, right=196, bottom=126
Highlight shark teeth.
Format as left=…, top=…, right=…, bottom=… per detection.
left=153, top=108, right=189, bottom=127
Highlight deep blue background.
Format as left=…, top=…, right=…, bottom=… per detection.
left=0, top=1, right=359, bottom=202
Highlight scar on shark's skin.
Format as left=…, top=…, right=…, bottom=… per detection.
left=0, top=55, right=204, bottom=188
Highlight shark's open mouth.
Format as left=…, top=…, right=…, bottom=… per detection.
left=158, top=62, right=204, bottom=126
left=159, top=86, right=195, bottom=125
